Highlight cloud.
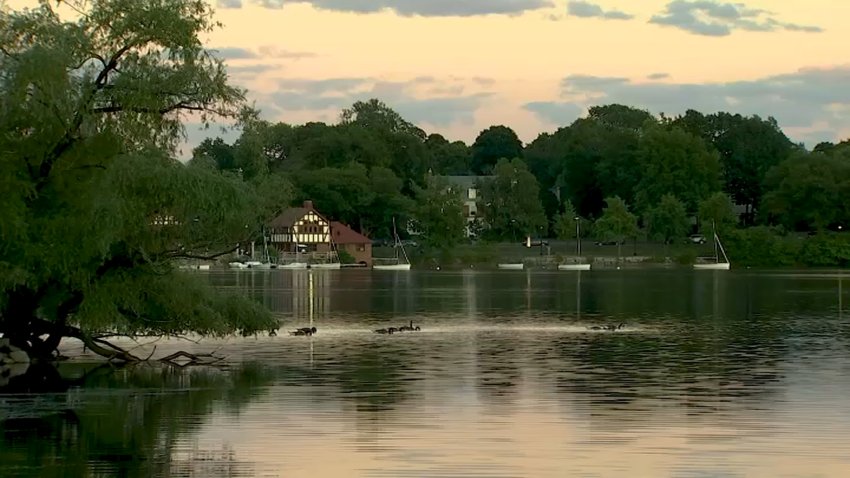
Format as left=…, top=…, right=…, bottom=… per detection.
left=567, top=1, right=633, bottom=20
left=264, top=76, right=492, bottom=126
left=650, top=1, right=824, bottom=37
left=230, top=0, right=554, bottom=16
left=523, top=66, right=850, bottom=145
left=524, top=102, right=584, bottom=126
left=216, top=0, right=242, bottom=8
left=226, top=64, right=279, bottom=76
left=256, top=46, right=317, bottom=59
left=209, top=47, right=257, bottom=60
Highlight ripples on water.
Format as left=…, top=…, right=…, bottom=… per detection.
left=2, top=269, right=850, bottom=477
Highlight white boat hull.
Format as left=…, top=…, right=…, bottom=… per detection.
left=312, top=262, right=341, bottom=269
left=558, top=263, right=591, bottom=271
left=373, top=264, right=411, bottom=270
left=694, top=263, right=731, bottom=270
left=228, top=262, right=248, bottom=269
left=498, top=263, right=524, bottom=270
left=278, top=262, right=309, bottom=270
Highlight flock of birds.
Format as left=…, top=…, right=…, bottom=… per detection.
left=274, top=321, right=627, bottom=337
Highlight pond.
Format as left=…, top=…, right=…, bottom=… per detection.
left=2, top=269, right=849, bottom=477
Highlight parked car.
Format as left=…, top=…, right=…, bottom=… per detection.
left=688, top=234, right=707, bottom=244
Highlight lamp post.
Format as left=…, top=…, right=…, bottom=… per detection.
left=575, top=216, right=581, bottom=256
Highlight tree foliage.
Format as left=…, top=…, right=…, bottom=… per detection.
left=479, top=158, right=547, bottom=240
left=411, top=177, right=467, bottom=249
left=471, top=125, right=523, bottom=175
left=635, top=125, right=722, bottom=213
left=646, top=194, right=689, bottom=244
left=698, top=192, right=738, bottom=235
left=553, top=201, right=579, bottom=240
left=762, top=151, right=850, bottom=231
left=594, top=196, right=638, bottom=261
left=0, top=0, right=276, bottom=361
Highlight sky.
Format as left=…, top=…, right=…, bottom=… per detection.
left=10, top=0, right=850, bottom=151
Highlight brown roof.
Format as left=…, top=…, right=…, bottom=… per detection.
left=268, top=200, right=329, bottom=229
left=269, top=207, right=308, bottom=228
left=331, top=221, right=371, bottom=244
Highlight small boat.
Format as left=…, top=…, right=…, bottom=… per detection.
left=497, top=263, right=524, bottom=270
left=374, top=218, right=411, bottom=270
left=694, top=221, right=731, bottom=270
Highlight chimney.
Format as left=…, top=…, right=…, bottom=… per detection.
left=303, top=200, right=313, bottom=210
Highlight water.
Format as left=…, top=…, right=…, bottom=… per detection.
left=2, top=269, right=849, bottom=477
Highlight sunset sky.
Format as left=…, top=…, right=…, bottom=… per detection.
left=11, top=0, right=850, bottom=151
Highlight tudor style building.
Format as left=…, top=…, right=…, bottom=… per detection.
left=268, top=200, right=333, bottom=253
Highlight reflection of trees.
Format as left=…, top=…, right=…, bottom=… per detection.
left=0, top=363, right=273, bottom=478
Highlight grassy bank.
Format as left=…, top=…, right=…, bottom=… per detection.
left=373, top=231, right=850, bottom=269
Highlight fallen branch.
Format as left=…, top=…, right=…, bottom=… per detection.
left=159, top=351, right=224, bottom=368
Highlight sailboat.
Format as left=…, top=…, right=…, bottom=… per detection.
left=693, top=221, right=731, bottom=270
left=559, top=218, right=591, bottom=271
left=373, top=218, right=411, bottom=270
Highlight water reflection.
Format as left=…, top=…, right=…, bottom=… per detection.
left=1, top=363, right=273, bottom=478
left=2, top=270, right=849, bottom=477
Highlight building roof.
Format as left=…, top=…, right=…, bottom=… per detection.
left=268, top=200, right=328, bottom=229
left=331, top=221, right=371, bottom=244
left=269, top=207, right=308, bottom=228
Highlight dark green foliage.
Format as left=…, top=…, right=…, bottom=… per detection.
left=698, top=192, right=739, bottom=235
left=635, top=125, right=722, bottom=213
left=411, top=177, right=467, bottom=249
left=725, top=227, right=797, bottom=267
left=478, top=158, right=547, bottom=240
left=799, top=233, right=850, bottom=267
left=0, top=0, right=277, bottom=360
left=471, top=125, right=524, bottom=175
left=646, top=194, right=689, bottom=244
left=763, top=151, right=850, bottom=231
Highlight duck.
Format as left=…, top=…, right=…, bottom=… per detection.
left=398, top=320, right=422, bottom=332
left=289, top=327, right=317, bottom=336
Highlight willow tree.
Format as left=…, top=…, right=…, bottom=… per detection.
left=0, top=0, right=277, bottom=362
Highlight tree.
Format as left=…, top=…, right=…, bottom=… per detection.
left=594, top=197, right=638, bottom=263
left=762, top=151, right=850, bottom=231
left=340, top=98, right=424, bottom=139
left=191, top=138, right=236, bottom=171
left=698, top=192, right=738, bottom=235
left=292, top=162, right=375, bottom=229
left=478, top=158, right=547, bottom=240
left=554, top=201, right=578, bottom=240
left=634, top=125, right=722, bottom=213
left=0, top=0, right=276, bottom=363
left=674, top=111, right=795, bottom=223
left=361, top=166, right=415, bottom=239
left=646, top=194, right=689, bottom=245
left=588, top=104, right=655, bottom=131
left=411, top=177, right=467, bottom=249
left=424, top=133, right=471, bottom=175
left=470, top=125, right=524, bottom=175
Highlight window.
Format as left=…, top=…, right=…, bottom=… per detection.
left=468, top=188, right=476, bottom=199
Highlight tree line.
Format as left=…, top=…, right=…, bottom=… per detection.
left=192, top=100, right=850, bottom=250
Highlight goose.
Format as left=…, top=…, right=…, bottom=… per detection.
left=289, top=327, right=317, bottom=336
